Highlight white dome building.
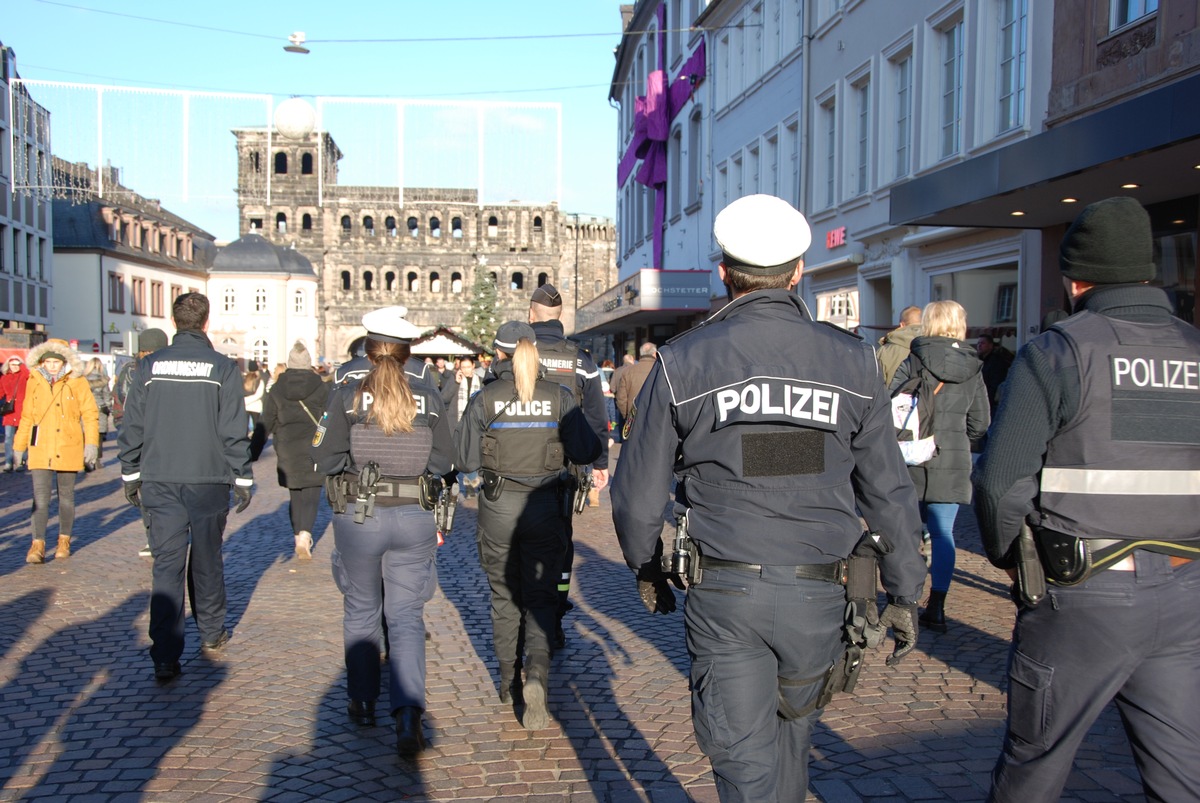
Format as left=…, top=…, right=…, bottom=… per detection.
left=207, top=233, right=319, bottom=371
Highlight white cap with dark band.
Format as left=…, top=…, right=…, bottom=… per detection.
left=361, top=306, right=422, bottom=344
left=714, top=194, right=812, bottom=276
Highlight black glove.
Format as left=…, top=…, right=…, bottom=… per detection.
left=878, top=603, right=919, bottom=666
left=233, top=484, right=253, bottom=513
left=123, top=479, right=142, bottom=509
left=636, top=566, right=683, bottom=615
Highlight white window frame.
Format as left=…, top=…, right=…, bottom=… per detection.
left=937, top=14, right=965, bottom=160
left=850, top=71, right=872, bottom=197
left=1111, top=0, right=1158, bottom=31
left=998, top=0, right=1028, bottom=134
left=882, top=37, right=915, bottom=183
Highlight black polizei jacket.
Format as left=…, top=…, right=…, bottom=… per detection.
left=530, top=320, right=610, bottom=471
left=890, top=336, right=990, bottom=504
left=611, top=289, right=927, bottom=604
left=118, top=329, right=252, bottom=487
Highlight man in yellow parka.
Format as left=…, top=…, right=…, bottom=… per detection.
left=14, top=338, right=100, bottom=563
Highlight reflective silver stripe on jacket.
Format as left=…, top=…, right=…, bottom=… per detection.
left=1041, top=467, right=1200, bottom=495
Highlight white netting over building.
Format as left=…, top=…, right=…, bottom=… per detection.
left=14, top=81, right=561, bottom=240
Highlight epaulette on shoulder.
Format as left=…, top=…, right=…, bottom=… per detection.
left=815, top=319, right=864, bottom=341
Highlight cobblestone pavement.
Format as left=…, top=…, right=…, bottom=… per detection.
left=0, top=441, right=1146, bottom=802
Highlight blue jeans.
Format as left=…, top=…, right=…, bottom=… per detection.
left=4, top=424, right=15, bottom=465
left=920, top=502, right=959, bottom=593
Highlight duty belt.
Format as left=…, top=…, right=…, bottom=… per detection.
left=698, top=556, right=848, bottom=585
left=340, top=475, right=422, bottom=501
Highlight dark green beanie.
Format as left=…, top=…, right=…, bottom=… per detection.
left=1060, top=196, right=1155, bottom=284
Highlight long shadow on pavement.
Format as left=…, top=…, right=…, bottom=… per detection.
left=0, top=591, right=229, bottom=799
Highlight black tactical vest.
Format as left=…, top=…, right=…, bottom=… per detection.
left=536, top=339, right=583, bottom=403
left=1037, top=311, right=1200, bottom=541
left=479, top=379, right=565, bottom=477
left=349, top=393, right=434, bottom=477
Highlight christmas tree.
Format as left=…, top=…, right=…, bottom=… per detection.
left=461, top=268, right=499, bottom=351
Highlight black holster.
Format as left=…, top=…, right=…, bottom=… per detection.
left=325, top=474, right=347, bottom=515
left=481, top=469, right=504, bottom=502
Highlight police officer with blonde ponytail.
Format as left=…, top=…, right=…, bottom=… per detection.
left=454, top=321, right=600, bottom=730
left=312, top=306, right=454, bottom=758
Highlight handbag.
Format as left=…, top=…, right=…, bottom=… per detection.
left=0, top=396, right=13, bottom=416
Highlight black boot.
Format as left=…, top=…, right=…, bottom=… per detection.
left=395, top=706, right=425, bottom=757
left=347, top=699, right=376, bottom=726
left=522, top=654, right=550, bottom=730
left=920, top=590, right=948, bottom=633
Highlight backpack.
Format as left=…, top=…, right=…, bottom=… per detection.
left=890, top=361, right=943, bottom=466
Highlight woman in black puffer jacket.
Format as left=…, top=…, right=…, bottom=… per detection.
left=890, top=300, right=990, bottom=632
left=262, top=342, right=329, bottom=559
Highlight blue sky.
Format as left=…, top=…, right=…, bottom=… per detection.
left=4, top=0, right=624, bottom=239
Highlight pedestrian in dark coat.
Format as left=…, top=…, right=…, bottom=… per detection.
left=262, top=342, right=327, bottom=559
left=890, top=300, right=990, bottom=632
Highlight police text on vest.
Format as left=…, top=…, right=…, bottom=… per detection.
left=1112, top=357, right=1200, bottom=390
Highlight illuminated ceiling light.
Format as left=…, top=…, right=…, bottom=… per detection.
left=285, top=31, right=310, bottom=54
left=1173, top=219, right=1186, bottom=225
left=1061, top=197, right=1078, bottom=203
left=1010, top=210, right=1026, bottom=217
left=1121, top=183, right=1140, bottom=189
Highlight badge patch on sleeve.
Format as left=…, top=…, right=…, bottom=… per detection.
left=312, top=423, right=326, bottom=447
left=621, top=403, right=637, bottom=441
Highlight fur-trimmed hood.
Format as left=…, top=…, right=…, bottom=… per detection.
left=27, top=338, right=87, bottom=379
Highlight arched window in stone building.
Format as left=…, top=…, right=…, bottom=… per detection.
left=276, top=212, right=287, bottom=233
left=451, top=273, right=463, bottom=293
left=533, top=216, right=543, bottom=233
left=250, top=152, right=260, bottom=173
left=430, top=272, right=441, bottom=293
left=341, top=215, right=352, bottom=233
left=363, top=216, right=375, bottom=236
left=255, top=287, right=268, bottom=313
left=364, top=271, right=374, bottom=291
left=452, top=217, right=463, bottom=238
left=487, top=216, right=498, bottom=238
left=386, top=216, right=397, bottom=237
left=274, top=152, right=288, bottom=174
left=293, top=288, right=305, bottom=315
left=385, top=271, right=396, bottom=291
left=253, top=339, right=270, bottom=366
left=511, top=272, right=525, bottom=291
left=407, top=272, right=419, bottom=292
left=408, top=217, right=419, bottom=238
left=341, top=271, right=351, bottom=291
left=302, top=213, right=313, bottom=231
left=250, top=218, right=262, bottom=230
left=490, top=271, right=498, bottom=284
left=430, top=217, right=441, bottom=238
left=223, top=286, right=236, bottom=313
left=537, top=272, right=549, bottom=287
left=301, top=153, right=313, bottom=175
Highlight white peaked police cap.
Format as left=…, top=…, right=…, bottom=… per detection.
left=362, top=305, right=422, bottom=344
left=714, top=194, right=812, bottom=275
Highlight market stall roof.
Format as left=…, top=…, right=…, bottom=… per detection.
left=410, top=328, right=482, bottom=357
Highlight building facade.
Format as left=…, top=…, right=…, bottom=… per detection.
left=232, top=119, right=616, bottom=364
left=51, top=158, right=213, bottom=352
left=0, top=42, right=53, bottom=349
left=892, top=0, right=1200, bottom=340
left=593, top=0, right=1054, bottom=353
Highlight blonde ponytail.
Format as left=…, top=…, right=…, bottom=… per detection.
left=510, top=339, right=540, bottom=403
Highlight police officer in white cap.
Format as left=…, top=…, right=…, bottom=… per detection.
left=312, top=305, right=454, bottom=757
left=453, top=321, right=601, bottom=730
left=611, top=194, right=926, bottom=801
left=332, top=306, right=434, bottom=389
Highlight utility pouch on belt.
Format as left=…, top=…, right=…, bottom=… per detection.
left=1033, top=527, right=1091, bottom=586
left=662, top=510, right=699, bottom=585
left=353, top=462, right=380, bottom=524
left=481, top=469, right=504, bottom=502
left=418, top=473, right=443, bottom=512
left=326, top=474, right=347, bottom=515
left=1016, top=523, right=1047, bottom=605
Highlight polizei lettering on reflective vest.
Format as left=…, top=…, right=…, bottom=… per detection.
left=714, top=380, right=841, bottom=428
left=1112, top=357, right=1200, bottom=390
left=494, top=399, right=553, bottom=417
left=360, top=391, right=427, bottom=414
left=151, top=360, right=215, bottom=378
